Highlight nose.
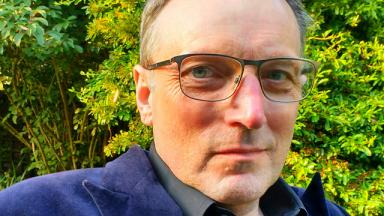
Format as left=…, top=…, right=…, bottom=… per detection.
left=224, top=72, right=267, bottom=129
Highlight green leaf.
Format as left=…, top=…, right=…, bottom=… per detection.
left=0, top=21, right=6, bottom=30
left=12, top=115, right=17, bottom=124
left=14, top=32, right=24, bottom=46
left=48, top=30, right=62, bottom=40
left=67, top=15, right=76, bottom=21
left=33, top=6, right=48, bottom=18
left=1, top=28, right=11, bottom=39
left=325, top=119, right=331, bottom=131
left=33, top=17, right=49, bottom=26
left=33, top=25, right=45, bottom=45
left=24, top=107, right=32, bottom=116
left=74, top=45, right=83, bottom=53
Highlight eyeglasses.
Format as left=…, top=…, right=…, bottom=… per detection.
left=147, top=53, right=318, bottom=103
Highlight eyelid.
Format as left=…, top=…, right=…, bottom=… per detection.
left=182, top=64, right=213, bottom=73
left=192, top=66, right=214, bottom=75
left=182, top=63, right=230, bottom=78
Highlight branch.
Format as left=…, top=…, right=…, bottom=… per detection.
left=52, top=59, right=77, bottom=169
left=0, top=119, right=31, bottom=149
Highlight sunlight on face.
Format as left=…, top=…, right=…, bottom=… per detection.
left=144, top=0, right=301, bottom=207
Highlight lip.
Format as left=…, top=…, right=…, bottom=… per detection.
left=213, top=147, right=267, bottom=160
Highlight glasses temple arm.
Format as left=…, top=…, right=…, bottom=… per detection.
left=147, top=59, right=173, bottom=70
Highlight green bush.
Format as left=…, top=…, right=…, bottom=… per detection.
left=0, top=0, right=109, bottom=184
left=1, top=0, right=383, bottom=214
left=283, top=1, right=384, bottom=215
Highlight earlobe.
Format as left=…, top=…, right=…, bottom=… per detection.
left=133, top=65, right=153, bottom=126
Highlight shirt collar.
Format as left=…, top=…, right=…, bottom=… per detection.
left=148, top=144, right=215, bottom=216
left=149, top=143, right=307, bottom=216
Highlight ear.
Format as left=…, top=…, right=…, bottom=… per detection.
left=133, top=65, right=153, bottom=126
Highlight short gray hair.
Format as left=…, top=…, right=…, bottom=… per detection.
left=139, top=0, right=312, bottom=67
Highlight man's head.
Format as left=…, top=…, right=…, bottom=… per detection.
left=134, top=0, right=313, bottom=212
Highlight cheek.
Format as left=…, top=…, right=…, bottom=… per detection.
left=156, top=78, right=219, bottom=130
left=151, top=89, right=219, bottom=182
left=151, top=74, right=220, bottom=151
left=264, top=104, right=298, bottom=176
left=266, top=103, right=298, bottom=139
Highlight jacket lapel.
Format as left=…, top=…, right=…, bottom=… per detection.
left=301, top=172, right=329, bottom=216
left=82, top=146, right=183, bottom=216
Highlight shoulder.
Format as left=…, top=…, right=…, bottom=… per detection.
left=0, top=168, right=103, bottom=215
left=0, top=146, right=165, bottom=216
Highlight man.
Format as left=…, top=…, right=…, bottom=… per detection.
left=0, top=0, right=348, bottom=215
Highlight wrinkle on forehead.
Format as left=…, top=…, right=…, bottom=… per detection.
left=152, top=0, right=301, bottom=61
left=181, top=35, right=300, bottom=60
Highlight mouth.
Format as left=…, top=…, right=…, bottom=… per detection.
left=213, top=147, right=267, bottom=160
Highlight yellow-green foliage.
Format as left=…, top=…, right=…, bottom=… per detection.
left=283, top=1, right=384, bottom=215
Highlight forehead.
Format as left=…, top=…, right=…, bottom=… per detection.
left=152, top=0, right=300, bottom=60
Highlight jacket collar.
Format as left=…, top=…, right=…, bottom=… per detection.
left=260, top=178, right=308, bottom=215
left=82, top=145, right=183, bottom=216
left=301, top=172, right=330, bottom=215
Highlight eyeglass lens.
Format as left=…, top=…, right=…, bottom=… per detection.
left=179, top=55, right=315, bottom=102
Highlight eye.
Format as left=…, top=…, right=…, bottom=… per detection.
left=265, top=70, right=288, bottom=81
left=191, top=66, right=214, bottom=78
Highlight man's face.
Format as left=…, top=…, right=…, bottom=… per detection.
left=136, top=0, right=301, bottom=206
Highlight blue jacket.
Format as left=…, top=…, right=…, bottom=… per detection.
left=0, top=146, right=348, bottom=215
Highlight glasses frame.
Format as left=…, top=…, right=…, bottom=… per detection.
left=147, top=53, right=319, bottom=102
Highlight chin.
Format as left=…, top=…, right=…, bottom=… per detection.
left=208, top=174, right=273, bottom=205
